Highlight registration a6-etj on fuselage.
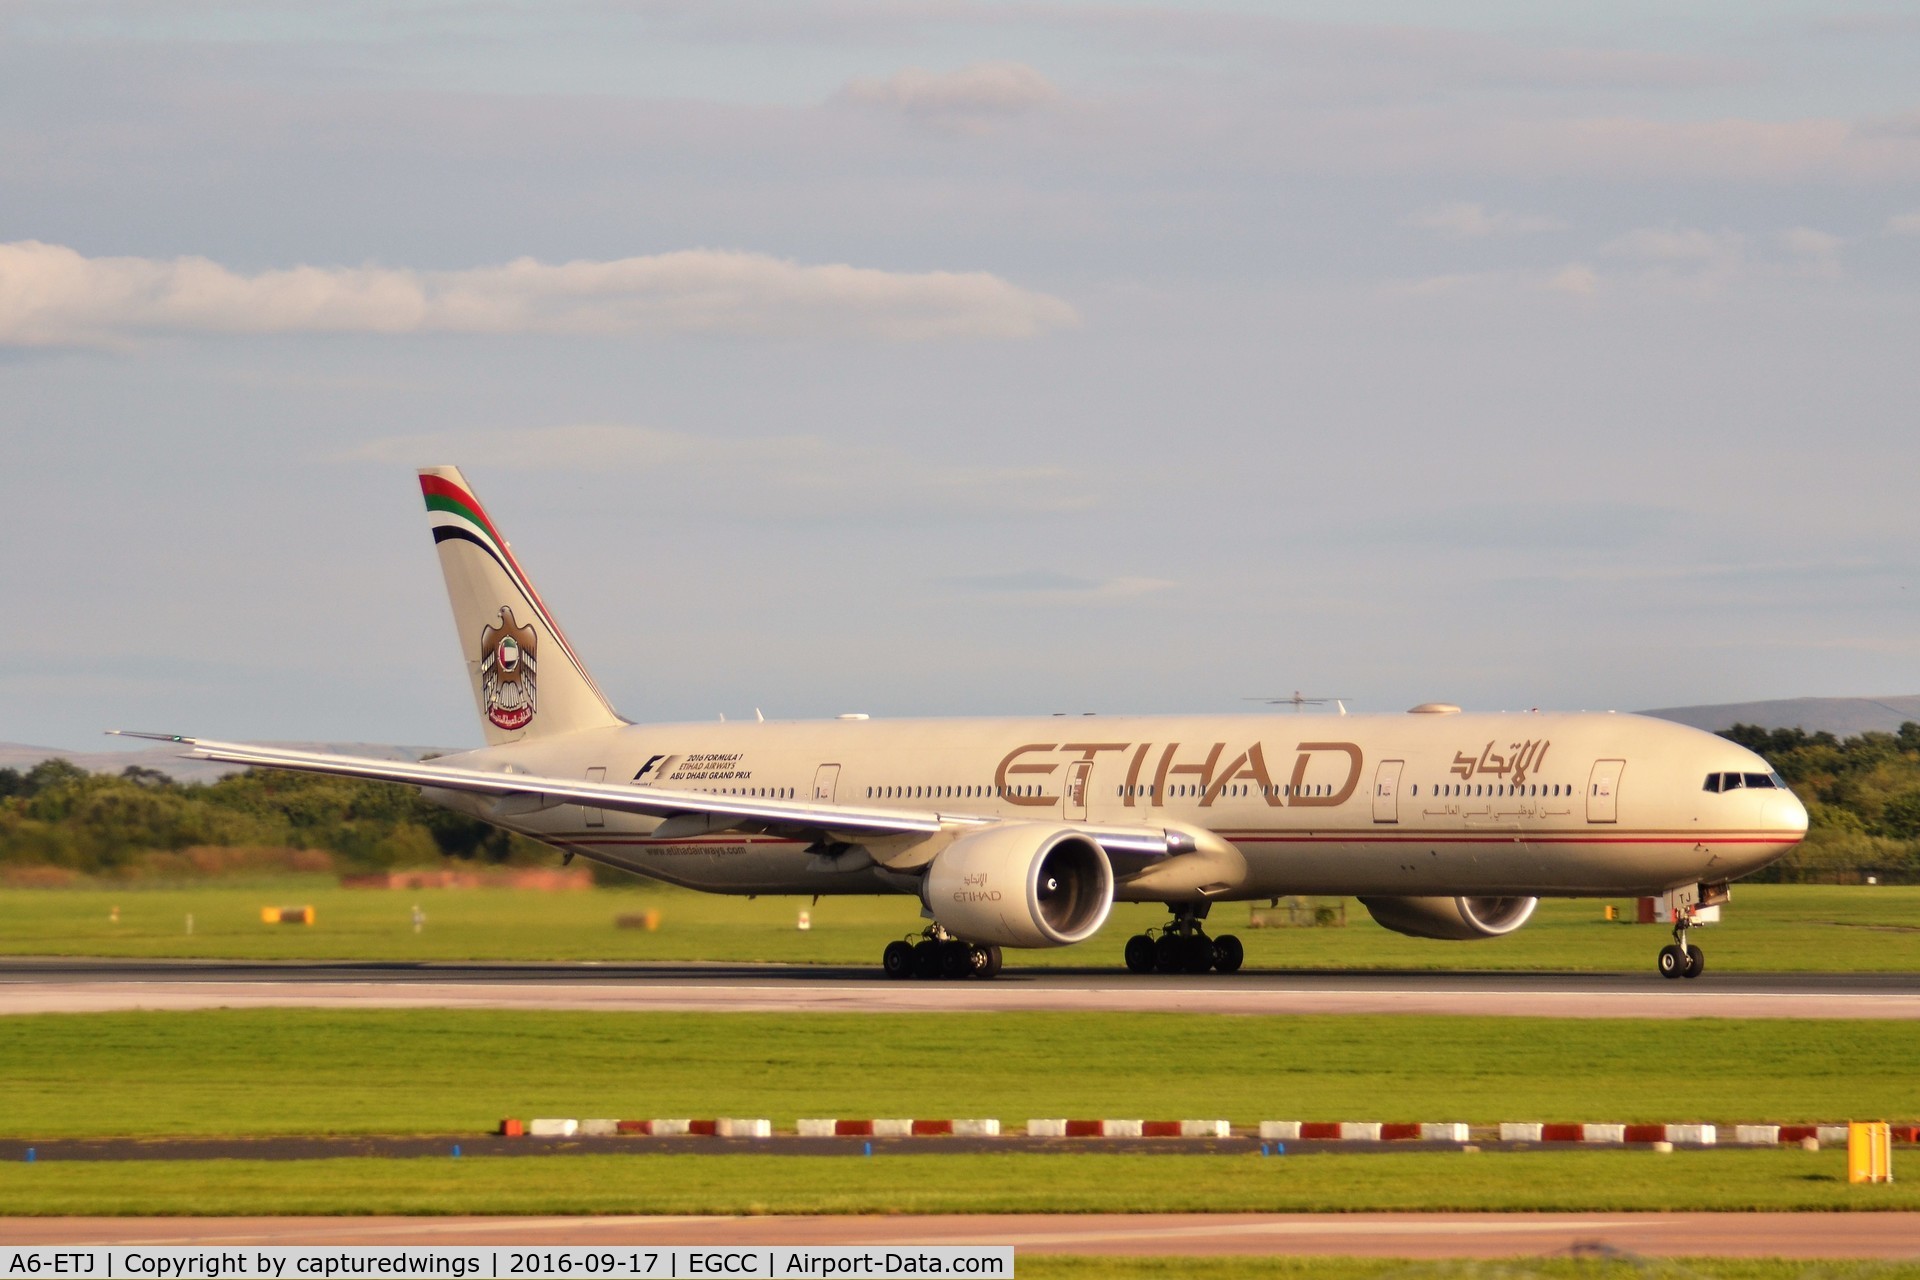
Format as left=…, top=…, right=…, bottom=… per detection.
left=121, top=467, right=1807, bottom=982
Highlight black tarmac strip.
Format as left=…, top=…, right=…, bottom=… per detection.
left=4, top=957, right=1916, bottom=994
left=0, top=1135, right=1500, bottom=1162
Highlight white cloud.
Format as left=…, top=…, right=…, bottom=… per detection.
left=1404, top=201, right=1565, bottom=237
left=1777, top=226, right=1844, bottom=278
left=1779, top=226, right=1844, bottom=257
left=838, top=62, right=1062, bottom=122
left=1545, top=264, right=1599, bottom=295
left=941, top=571, right=1176, bottom=604
left=1602, top=226, right=1745, bottom=263
left=0, top=241, right=1079, bottom=348
left=1888, top=211, right=1920, bottom=235
left=1403, top=224, right=1851, bottom=299
left=342, top=424, right=1097, bottom=520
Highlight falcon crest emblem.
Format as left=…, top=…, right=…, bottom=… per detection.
left=480, top=606, right=538, bottom=731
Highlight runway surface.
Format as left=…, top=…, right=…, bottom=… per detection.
left=5, top=1213, right=1919, bottom=1258
left=3, top=958, right=1918, bottom=1017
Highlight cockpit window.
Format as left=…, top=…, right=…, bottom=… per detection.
left=1704, top=770, right=1782, bottom=793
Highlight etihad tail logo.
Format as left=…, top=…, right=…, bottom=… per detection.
left=480, top=606, right=538, bottom=731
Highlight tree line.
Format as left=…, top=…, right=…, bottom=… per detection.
left=1720, top=722, right=1920, bottom=882
left=0, top=758, right=545, bottom=877
left=5, top=723, right=1919, bottom=881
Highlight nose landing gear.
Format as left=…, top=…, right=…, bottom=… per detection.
left=1123, top=903, right=1244, bottom=975
left=1657, top=908, right=1705, bottom=980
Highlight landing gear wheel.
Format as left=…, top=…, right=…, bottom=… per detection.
left=1124, top=934, right=1157, bottom=974
left=973, top=944, right=1003, bottom=979
left=1682, top=945, right=1705, bottom=980
left=1657, top=944, right=1684, bottom=980
left=1154, top=933, right=1184, bottom=973
left=882, top=940, right=914, bottom=980
left=940, top=940, right=973, bottom=980
left=912, top=939, right=942, bottom=979
left=1183, top=935, right=1216, bottom=973
left=1213, top=934, right=1244, bottom=974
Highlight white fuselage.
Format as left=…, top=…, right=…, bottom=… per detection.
left=431, top=709, right=1807, bottom=902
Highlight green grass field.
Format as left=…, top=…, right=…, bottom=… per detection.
left=2, top=1010, right=1913, bottom=1137
left=2, top=881, right=1917, bottom=971
left=0, top=1150, right=1916, bottom=1215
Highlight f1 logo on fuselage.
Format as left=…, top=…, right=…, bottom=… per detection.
left=633, top=754, right=667, bottom=783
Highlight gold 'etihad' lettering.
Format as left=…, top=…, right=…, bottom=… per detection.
left=1290, top=742, right=1364, bottom=807
left=998, top=740, right=1365, bottom=810
left=997, top=743, right=1061, bottom=808
left=1203, top=742, right=1283, bottom=807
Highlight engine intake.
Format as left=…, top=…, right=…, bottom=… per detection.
left=1358, top=895, right=1538, bottom=941
left=923, top=823, right=1115, bottom=948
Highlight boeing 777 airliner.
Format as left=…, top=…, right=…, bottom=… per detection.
left=121, top=467, right=1808, bottom=980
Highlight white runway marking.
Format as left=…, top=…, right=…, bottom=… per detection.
left=4, top=975, right=1918, bottom=1017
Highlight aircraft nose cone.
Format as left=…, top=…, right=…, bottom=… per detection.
left=1769, top=790, right=1809, bottom=839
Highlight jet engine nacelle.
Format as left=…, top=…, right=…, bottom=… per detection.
left=1358, top=895, right=1538, bottom=941
left=922, top=822, right=1114, bottom=949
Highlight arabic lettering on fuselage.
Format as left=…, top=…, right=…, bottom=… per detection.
left=1449, top=740, right=1550, bottom=786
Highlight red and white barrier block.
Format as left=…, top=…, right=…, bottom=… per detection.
left=1499, top=1123, right=1717, bottom=1145
left=1027, top=1119, right=1229, bottom=1138
left=1734, top=1125, right=1852, bottom=1145
left=1258, top=1122, right=1469, bottom=1143
left=515, top=1117, right=771, bottom=1138
left=797, top=1119, right=1001, bottom=1137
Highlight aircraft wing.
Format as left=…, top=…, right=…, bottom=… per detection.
left=109, top=733, right=1193, bottom=860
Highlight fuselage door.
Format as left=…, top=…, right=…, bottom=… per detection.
left=584, top=765, right=607, bottom=828
left=1588, top=759, right=1625, bottom=824
left=812, top=763, right=841, bottom=804
left=1064, top=759, right=1092, bottom=822
left=1372, top=759, right=1405, bottom=823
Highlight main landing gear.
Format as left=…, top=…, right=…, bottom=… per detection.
left=882, top=926, right=1002, bottom=981
left=1657, top=907, right=1705, bottom=980
left=1123, top=903, right=1244, bottom=975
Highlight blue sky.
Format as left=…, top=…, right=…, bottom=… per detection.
left=5, top=1, right=1920, bottom=750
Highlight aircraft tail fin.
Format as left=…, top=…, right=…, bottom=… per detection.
left=418, top=466, right=624, bottom=745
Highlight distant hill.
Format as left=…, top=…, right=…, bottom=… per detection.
left=0, top=741, right=456, bottom=784
left=1642, top=696, right=1920, bottom=738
